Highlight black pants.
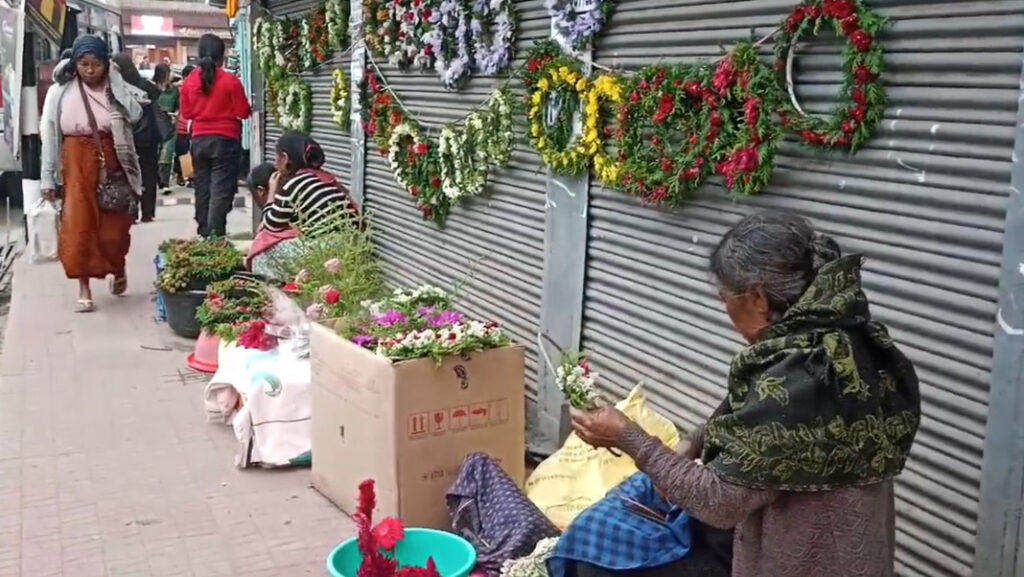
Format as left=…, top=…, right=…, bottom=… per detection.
left=137, top=145, right=160, bottom=221
left=175, top=132, right=191, bottom=184
left=191, top=135, right=241, bottom=238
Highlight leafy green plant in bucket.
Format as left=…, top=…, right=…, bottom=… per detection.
left=157, top=238, right=244, bottom=294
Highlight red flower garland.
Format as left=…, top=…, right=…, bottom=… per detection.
left=775, top=0, right=888, bottom=151
left=712, top=43, right=781, bottom=196
left=615, top=63, right=722, bottom=206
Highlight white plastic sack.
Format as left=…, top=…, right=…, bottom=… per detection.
left=27, top=199, right=59, bottom=263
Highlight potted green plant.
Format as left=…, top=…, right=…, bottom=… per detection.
left=190, top=278, right=272, bottom=372
left=157, top=239, right=244, bottom=339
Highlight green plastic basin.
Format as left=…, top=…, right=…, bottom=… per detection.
left=327, top=528, right=477, bottom=577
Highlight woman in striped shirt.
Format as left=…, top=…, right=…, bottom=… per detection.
left=246, top=132, right=358, bottom=279
left=262, top=132, right=358, bottom=233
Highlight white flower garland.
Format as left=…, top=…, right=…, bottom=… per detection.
left=438, top=89, right=514, bottom=201
left=254, top=18, right=281, bottom=79
left=387, top=122, right=424, bottom=192
left=300, top=18, right=315, bottom=71
left=330, top=68, right=350, bottom=129
left=276, top=79, right=313, bottom=133
left=383, top=0, right=433, bottom=69
left=324, top=0, right=349, bottom=50
left=545, top=0, right=614, bottom=49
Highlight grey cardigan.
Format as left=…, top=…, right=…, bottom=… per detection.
left=40, top=60, right=147, bottom=192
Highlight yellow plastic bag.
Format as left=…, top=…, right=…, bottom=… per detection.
left=525, top=384, right=680, bottom=530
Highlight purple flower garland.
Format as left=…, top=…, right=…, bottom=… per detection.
left=424, top=0, right=473, bottom=89
left=545, top=0, right=613, bottom=49
left=471, top=0, right=515, bottom=75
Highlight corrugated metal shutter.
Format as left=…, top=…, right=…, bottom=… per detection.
left=581, top=2, right=1023, bottom=576
left=362, top=0, right=550, bottom=399
left=260, top=0, right=352, bottom=184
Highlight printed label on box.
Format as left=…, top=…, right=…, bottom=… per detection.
left=408, top=412, right=429, bottom=439
left=469, top=403, right=490, bottom=428
left=450, top=406, right=469, bottom=431
left=430, top=409, right=449, bottom=435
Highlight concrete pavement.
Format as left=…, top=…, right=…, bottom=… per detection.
left=0, top=204, right=353, bottom=576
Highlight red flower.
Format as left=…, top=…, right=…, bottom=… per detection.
left=629, top=91, right=640, bottom=103
left=421, top=206, right=434, bottom=219
left=410, top=186, right=419, bottom=197
left=712, top=56, right=736, bottom=95
left=423, top=44, right=434, bottom=56
left=682, top=166, right=700, bottom=180
left=840, top=14, right=860, bottom=35
left=639, top=80, right=649, bottom=90
left=651, top=136, right=660, bottom=145
left=283, top=283, right=301, bottom=294
left=238, top=321, right=276, bottom=351
left=357, top=480, right=376, bottom=518
left=850, top=30, right=874, bottom=52
left=744, top=97, right=761, bottom=126
left=842, top=120, right=855, bottom=133
left=850, top=106, right=866, bottom=122
left=851, top=87, right=866, bottom=104
left=854, top=64, right=876, bottom=84
left=380, top=146, right=390, bottom=157
left=324, top=289, right=342, bottom=305
left=421, top=8, right=432, bottom=19
left=373, top=518, right=405, bottom=551
left=527, top=59, right=541, bottom=73
left=414, top=142, right=429, bottom=156
left=710, top=111, right=723, bottom=127
left=660, top=157, right=673, bottom=173
left=786, top=6, right=806, bottom=32
left=653, top=92, right=674, bottom=124
left=823, top=0, right=855, bottom=19
left=430, top=176, right=441, bottom=188
left=402, top=11, right=414, bottom=22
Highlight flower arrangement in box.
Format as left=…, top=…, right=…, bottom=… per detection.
left=156, top=238, right=243, bottom=294
left=195, top=278, right=273, bottom=343
left=344, top=284, right=510, bottom=362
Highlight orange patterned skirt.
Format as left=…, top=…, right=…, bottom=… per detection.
left=58, top=134, right=133, bottom=280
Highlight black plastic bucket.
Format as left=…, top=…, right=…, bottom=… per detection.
left=161, top=289, right=207, bottom=339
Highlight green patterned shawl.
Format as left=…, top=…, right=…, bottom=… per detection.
left=701, top=255, right=921, bottom=491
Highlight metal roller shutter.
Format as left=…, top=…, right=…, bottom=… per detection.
left=362, top=0, right=550, bottom=398
left=260, top=0, right=352, bottom=184
left=580, top=2, right=1023, bottom=576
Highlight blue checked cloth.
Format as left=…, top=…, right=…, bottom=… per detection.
left=547, top=473, right=691, bottom=575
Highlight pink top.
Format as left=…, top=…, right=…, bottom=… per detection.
left=60, top=80, right=112, bottom=135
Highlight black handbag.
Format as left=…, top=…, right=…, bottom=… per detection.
left=79, top=80, right=138, bottom=214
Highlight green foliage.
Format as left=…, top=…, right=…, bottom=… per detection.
left=156, top=238, right=243, bottom=294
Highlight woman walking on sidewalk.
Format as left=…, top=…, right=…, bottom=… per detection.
left=39, top=35, right=147, bottom=313
left=154, top=63, right=179, bottom=194
left=570, top=211, right=921, bottom=577
left=181, top=33, right=251, bottom=237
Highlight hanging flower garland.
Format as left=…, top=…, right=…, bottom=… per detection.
left=615, top=63, right=723, bottom=206
left=254, top=18, right=283, bottom=81
left=545, top=0, right=616, bottom=50
left=437, top=89, right=515, bottom=202
left=712, top=43, right=780, bottom=196
left=388, top=122, right=450, bottom=225
left=383, top=0, right=435, bottom=69
left=424, top=0, right=472, bottom=89
left=775, top=0, right=887, bottom=150
left=523, top=43, right=591, bottom=176
left=276, top=79, right=313, bottom=133
left=325, top=0, right=351, bottom=50
left=330, top=68, right=351, bottom=129
left=588, top=74, right=625, bottom=186
left=300, top=4, right=332, bottom=71
left=470, top=0, right=517, bottom=76
left=363, top=0, right=390, bottom=55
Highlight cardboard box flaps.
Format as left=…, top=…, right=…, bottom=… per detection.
left=310, top=323, right=526, bottom=529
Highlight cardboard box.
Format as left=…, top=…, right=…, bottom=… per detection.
left=310, top=323, right=526, bottom=529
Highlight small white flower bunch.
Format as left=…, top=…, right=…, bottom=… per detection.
left=500, top=537, right=559, bottom=577
left=555, top=350, right=598, bottom=410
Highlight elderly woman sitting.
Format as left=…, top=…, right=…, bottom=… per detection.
left=568, top=210, right=921, bottom=577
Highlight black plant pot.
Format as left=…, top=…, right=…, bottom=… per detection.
left=161, top=289, right=207, bottom=339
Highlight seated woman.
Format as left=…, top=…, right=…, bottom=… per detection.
left=246, top=132, right=358, bottom=279
left=570, top=210, right=921, bottom=577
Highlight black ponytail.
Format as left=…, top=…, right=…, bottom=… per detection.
left=196, top=33, right=226, bottom=95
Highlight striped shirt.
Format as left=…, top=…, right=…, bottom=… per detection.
left=261, top=171, right=355, bottom=233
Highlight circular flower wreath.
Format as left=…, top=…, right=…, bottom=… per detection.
left=424, top=0, right=472, bottom=89
left=276, top=79, right=313, bottom=133
left=525, top=50, right=592, bottom=176
left=711, top=43, right=781, bottom=196
left=388, top=122, right=450, bottom=224
left=471, top=0, right=516, bottom=76
left=438, top=89, right=514, bottom=202
left=254, top=18, right=283, bottom=80
left=545, top=0, right=615, bottom=49
left=775, top=0, right=887, bottom=150
left=616, top=63, right=722, bottom=205
left=330, top=68, right=351, bottom=129
left=363, top=0, right=390, bottom=55
left=382, top=0, right=434, bottom=70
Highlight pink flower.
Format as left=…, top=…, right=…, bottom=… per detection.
left=324, top=258, right=341, bottom=274
left=294, top=269, right=311, bottom=284
left=373, top=518, right=405, bottom=551
left=306, top=303, right=326, bottom=321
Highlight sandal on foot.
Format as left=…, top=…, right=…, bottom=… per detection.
left=110, top=274, right=127, bottom=296
left=74, top=299, right=95, bottom=313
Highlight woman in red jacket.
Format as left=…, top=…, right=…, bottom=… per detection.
left=180, top=33, right=251, bottom=237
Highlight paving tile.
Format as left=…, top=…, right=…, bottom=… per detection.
left=0, top=206, right=354, bottom=575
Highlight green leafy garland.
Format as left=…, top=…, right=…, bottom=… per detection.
left=775, top=0, right=887, bottom=151
left=330, top=68, right=351, bottom=130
